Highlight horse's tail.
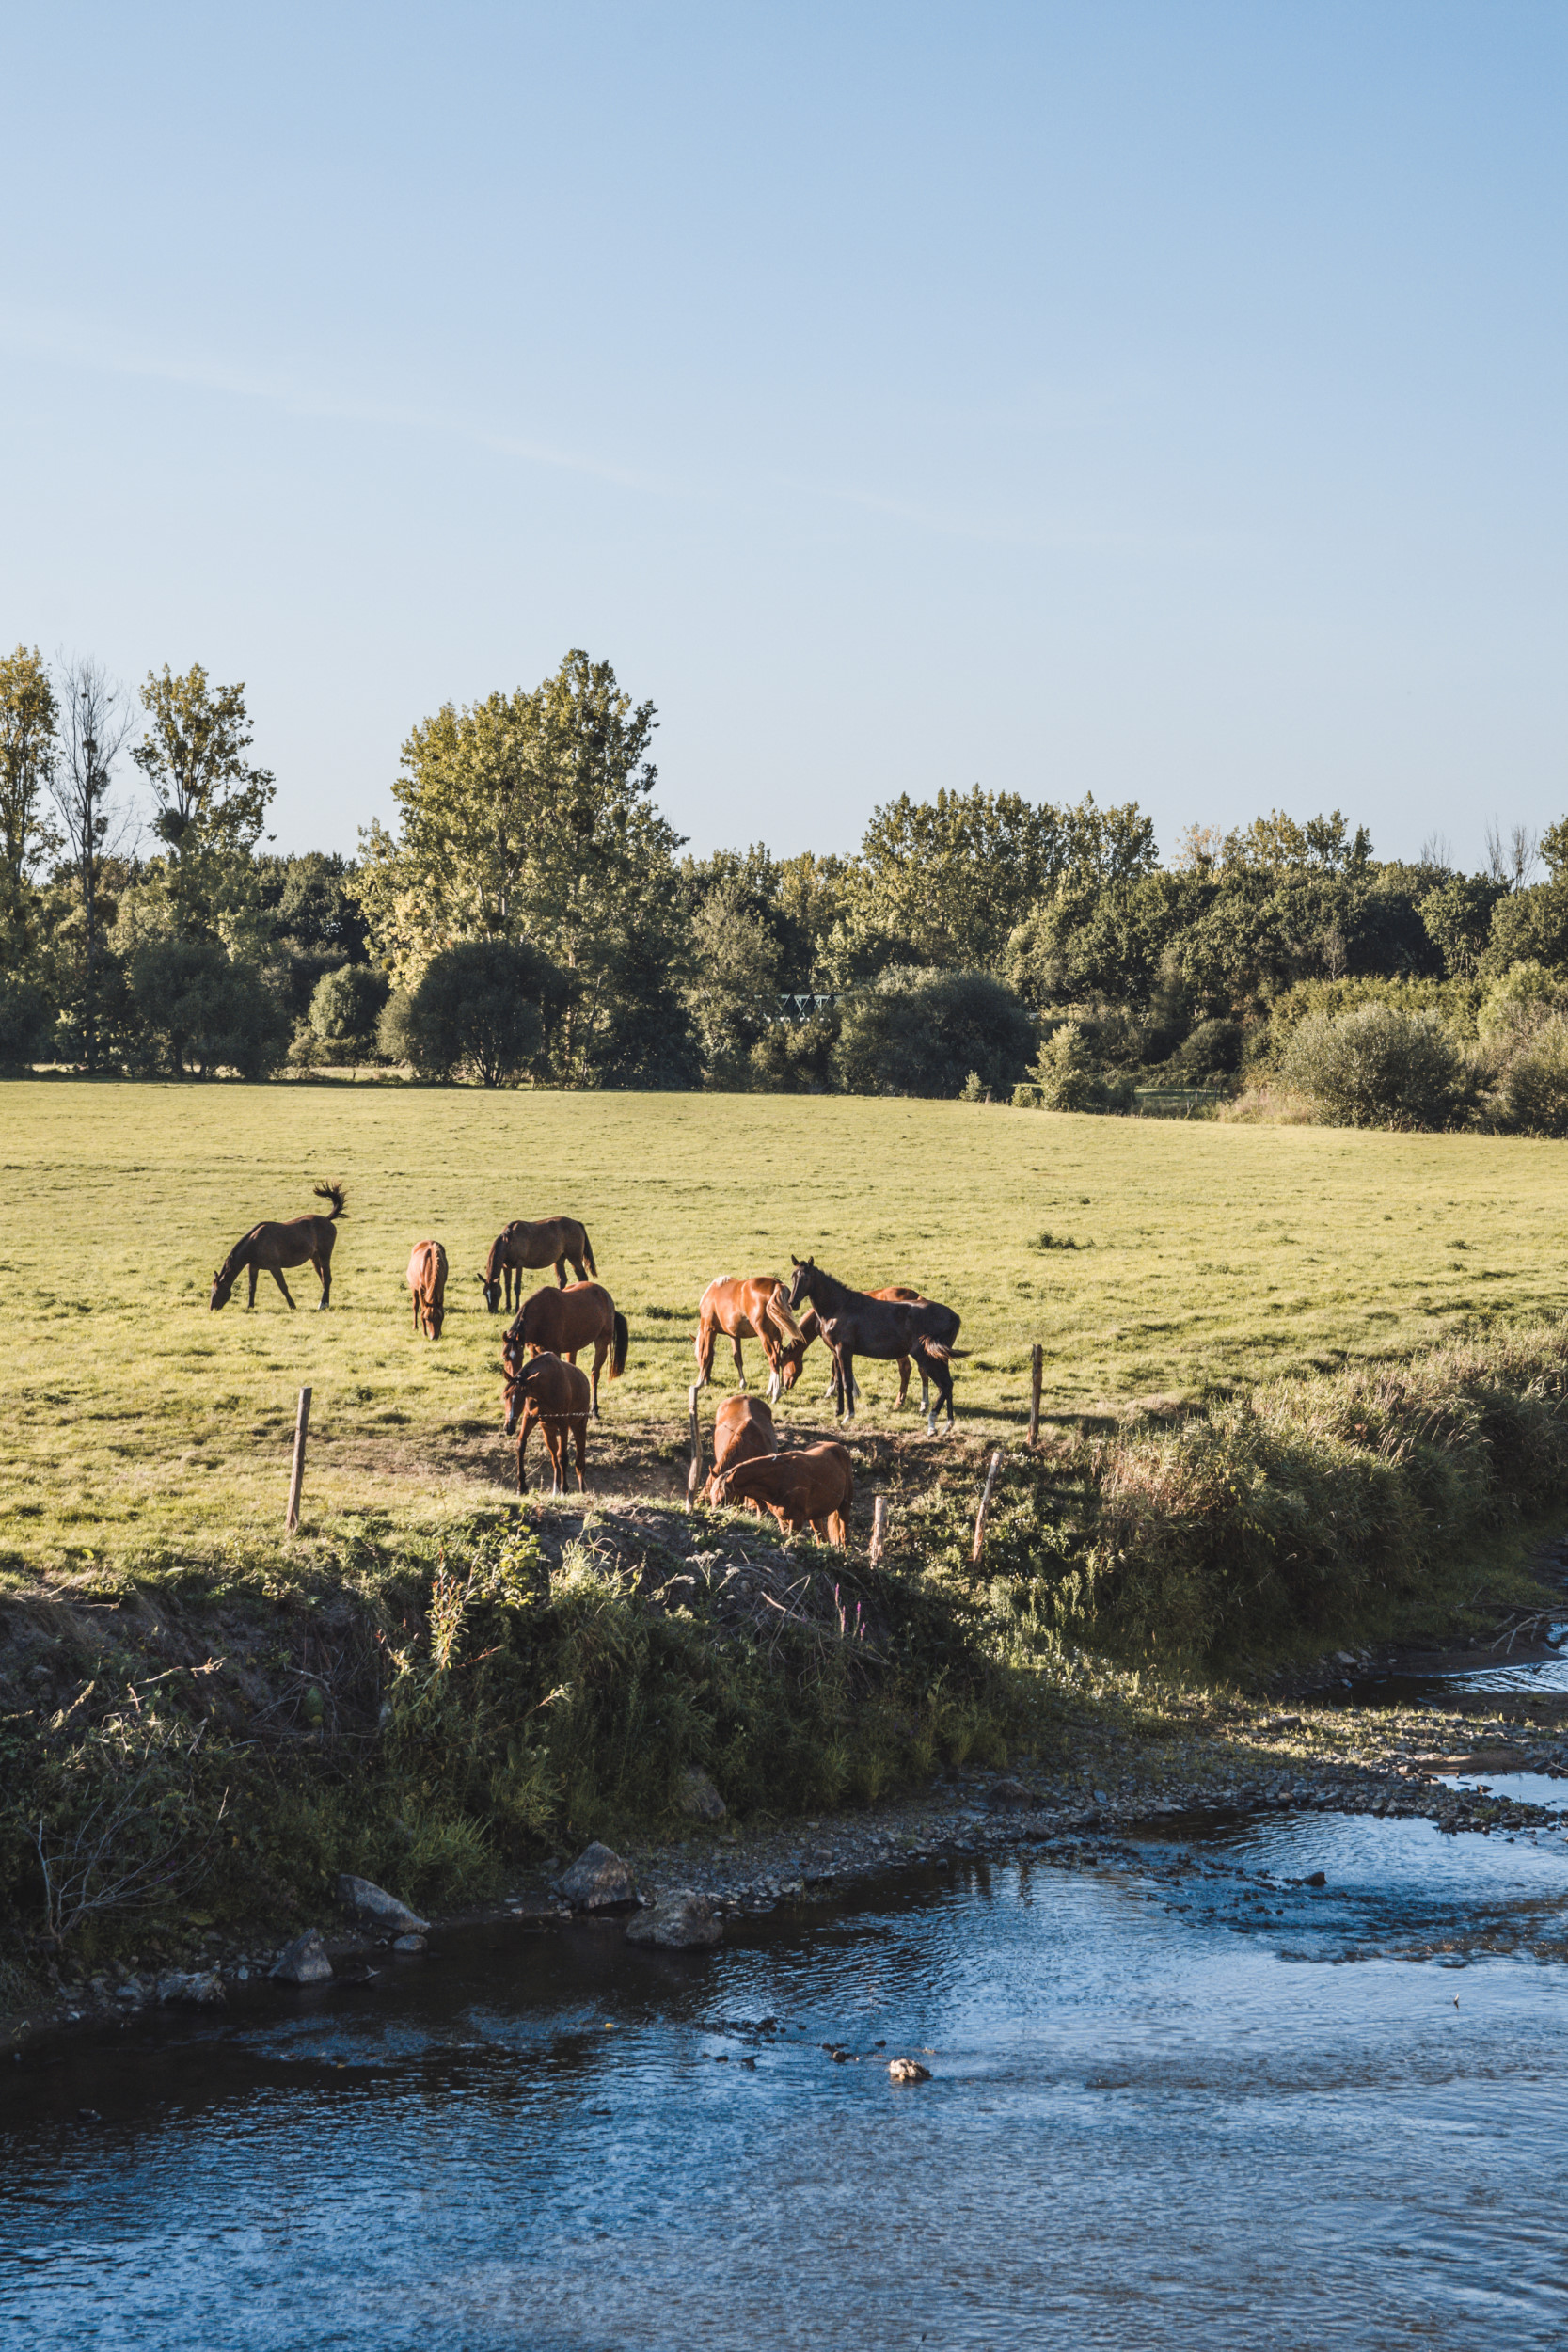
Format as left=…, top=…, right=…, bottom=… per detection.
left=580, top=1226, right=597, bottom=1279
left=762, top=1286, right=805, bottom=1346
left=314, top=1180, right=348, bottom=1220
left=611, top=1311, right=629, bottom=1377
left=917, top=1342, right=969, bottom=1361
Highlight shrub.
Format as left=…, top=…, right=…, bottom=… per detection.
left=1493, top=1015, right=1568, bottom=1137
left=1172, top=1016, right=1242, bottom=1079
left=834, top=968, right=1037, bottom=1098
left=1025, top=1023, right=1134, bottom=1113
left=1476, top=960, right=1568, bottom=1047
left=308, top=963, right=390, bottom=1061
left=0, top=971, right=54, bottom=1072
left=1279, top=1004, right=1464, bottom=1129
left=385, top=939, right=563, bottom=1086
left=129, top=940, right=292, bottom=1079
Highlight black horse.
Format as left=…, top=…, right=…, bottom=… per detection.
left=786, top=1257, right=964, bottom=1432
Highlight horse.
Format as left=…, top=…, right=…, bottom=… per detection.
left=406, top=1240, right=448, bottom=1338
left=786, top=1257, right=964, bottom=1433
left=702, top=1394, right=778, bottom=1506
left=694, top=1276, right=809, bottom=1402
left=803, top=1287, right=929, bottom=1413
left=501, top=1351, right=591, bottom=1494
left=718, top=1441, right=855, bottom=1546
left=479, top=1217, right=596, bottom=1311
left=503, top=1280, right=628, bottom=1417
left=210, top=1183, right=347, bottom=1311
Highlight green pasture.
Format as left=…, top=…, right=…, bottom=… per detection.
left=3, top=1079, right=1567, bottom=1580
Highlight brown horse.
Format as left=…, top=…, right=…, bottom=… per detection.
left=694, top=1276, right=808, bottom=1402
left=702, top=1394, right=777, bottom=1506
left=406, top=1239, right=448, bottom=1338
left=718, top=1441, right=855, bottom=1546
left=504, top=1280, right=628, bottom=1417
left=480, top=1217, right=596, bottom=1311
left=787, top=1257, right=964, bottom=1433
left=210, top=1183, right=346, bottom=1311
left=502, top=1351, right=591, bottom=1494
left=802, top=1287, right=928, bottom=1411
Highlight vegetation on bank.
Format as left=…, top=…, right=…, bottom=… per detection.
left=8, top=642, right=1568, bottom=1122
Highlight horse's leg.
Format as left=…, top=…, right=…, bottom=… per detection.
left=923, top=1349, right=953, bottom=1435
left=546, top=1423, right=563, bottom=1494
left=270, top=1267, right=296, bottom=1309
left=731, top=1332, right=747, bottom=1390
left=590, top=1337, right=607, bottom=1418
left=317, top=1250, right=331, bottom=1310
left=572, top=1417, right=587, bottom=1493
left=247, top=1263, right=259, bottom=1309
left=838, top=1349, right=856, bottom=1422
left=696, top=1314, right=715, bottom=1390
left=554, top=1256, right=568, bottom=1288
left=895, top=1355, right=911, bottom=1409
left=762, top=1334, right=781, bottom=1405
left=515, top=1407, right=533, bottom=1494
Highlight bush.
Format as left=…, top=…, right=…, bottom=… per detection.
left=1494, top=1016, right=1568, bottom=1137
left=1025, top=1023, right=1134, bottom=1113
left=1172, top=1016, right=1242, bottom=1079
left=0, top=970, right=54, bottom=1072
left=308, top=963, right=390, bottom=1061
left=1476, top=960, right=1568, bottom=1047
left=1279, top=1004, right=1464, bottom=1129
left=833, top=968, right=1036, bottom=1098
left=129, top=940, right=292, bottom=1079
left=386, top=939, right=563, bottom=1086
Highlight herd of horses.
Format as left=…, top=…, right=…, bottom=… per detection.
left=207, top=1191, right=965, bottom=1546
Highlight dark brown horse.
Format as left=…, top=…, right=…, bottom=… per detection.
left=503, top=1280, right=628, bottom=1417
left=803, top=1286, right=928, bottom=1412
left=479, top=1217, right=596, bottom=1311
left=502, top=1351, right=591, bottom=1494
left=210, top=1183, right=346, bottom=1311
left=786, top=1257, right=964, bottom=1432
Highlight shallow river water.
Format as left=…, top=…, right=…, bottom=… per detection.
left=5, top=1805, right=1568, bottom=2350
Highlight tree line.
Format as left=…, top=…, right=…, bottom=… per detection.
left=4, top=642, right=1567, bottom=1122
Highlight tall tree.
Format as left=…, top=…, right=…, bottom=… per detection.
left=0, top=645, right=58, bottom=912
left=130, top=664, right=275, bottom=938
left=48, top=658, right=135, bottom=1065
left=354, top=649, right=682, bottom=1078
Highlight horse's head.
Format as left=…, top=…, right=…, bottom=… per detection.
left=501, top=1373, right=525, bottom=1437
left=425, top=1298, right=445, bottom=1340
left=476, top=1271, right=502, bottom=1313
left=786, top=1255, right=816, bottom=1311
left=209, top=1266, right=235, bottom=1311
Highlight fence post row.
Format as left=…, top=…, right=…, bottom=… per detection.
left=972, top=1448, right=1003, bottom=1567
left=285, top=1386, right=312, bottom=1534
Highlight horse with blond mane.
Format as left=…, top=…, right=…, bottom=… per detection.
left=694, top=1276, right=808, bottom=1403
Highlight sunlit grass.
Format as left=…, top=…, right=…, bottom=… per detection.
left=3, top=1079, right=1567, bottom=1577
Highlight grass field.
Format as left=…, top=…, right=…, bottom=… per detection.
left=4, top=1078, right=1568, bottom=1581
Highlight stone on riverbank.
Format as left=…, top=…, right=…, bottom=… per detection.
left=678, top=1767, right=727, bottom=1824
left=558, top=1842, right=637, bottom=1910
left=271, top=1930, right=334, bottom=1985
left=336, top=1874, right=429, bottom=1932
left=391, top=1933, right=427, bottom=1954
left=987, top=1779, right=1036, bottom=1810
left=156, top=1970, right=225, bottom=2008
left=888, top=2058, right=931, bottom=2083
left=625, top=1893, right=721, bottom=1949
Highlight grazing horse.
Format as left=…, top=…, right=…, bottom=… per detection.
left=479, top=1217, right=596, bottom=1311
left=718, top=1441, right=854, bottom=1546
left=786, top=1257, right=964, bottom=1433
left=210, top=1183, right=346, bottom=1311
left=406, top=1240, right=448, bottom=1338
left=503, top=1280, right=628, bottom=1417
left=702, top=1394, right=777, bottom=1507
left=501, top=1351, right=591, bottom=1494
left=694, top=1277, right=808, bottom=1402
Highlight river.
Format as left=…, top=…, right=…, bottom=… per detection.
left=5, top=1792, right=1568, bottom=2349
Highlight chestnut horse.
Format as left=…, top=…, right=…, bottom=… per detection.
left=504, top=1280, right=628, bottom=1417
left=718, top=1441, right=855, bottom=1546
left=787, top=1257, right=964, bottom=1433
left=502, top=1351, right=591, bottom=1494
left=406, top=1239, right=448, bottom=1338
left=694, top=1276, right=808, bottom=1402
left=702, top=1393, right=777, bottom=1507
left=210, top=1183, right=346, bottom=1311
left=480, top=1217, right=596, bottom=1311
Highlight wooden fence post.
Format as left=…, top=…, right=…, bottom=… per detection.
left=1028, top=1344, right=1043, bottom=1448
left=869, top=1494, right=888, bottom=1568
left=972, top=1448, right=1003, bottom=1567
left=686, top=1382, right=703, bottom=1509
left=286, top=1387, right=312, bottom=1534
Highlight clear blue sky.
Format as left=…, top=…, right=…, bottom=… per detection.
left=3, top=2, right=1562, bottom=867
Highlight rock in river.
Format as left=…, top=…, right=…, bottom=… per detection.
left=271, top=1930, right=334, bottom=1985
left=625, top=1893, right=721, bottom=1949
left=558, top=1842, right=637, bottom=1910
left=887, top=2058, right=931, bottom=2084
left=336, top=1874, right=429, bottom=1932
left=678, top=1767, right=727, bottom=1824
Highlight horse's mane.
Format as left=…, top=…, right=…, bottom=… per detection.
left=798, top=1263, right=863, bottom=1313
left=485, top=1232, right=508, bottom=1282
left=217, top=1228, right=263, bottom=1280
